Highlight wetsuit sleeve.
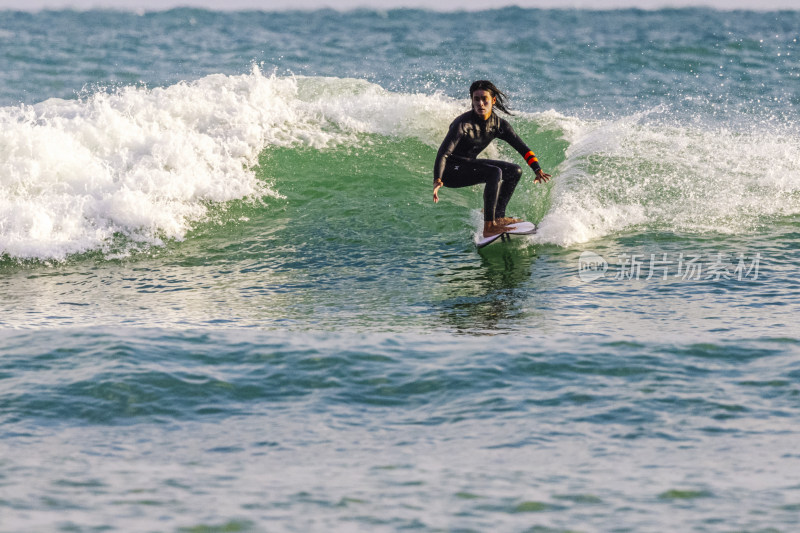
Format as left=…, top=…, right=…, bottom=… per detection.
left=500, top=119, right=542, bottom=173
left=433, top=120, right=463, bottom=184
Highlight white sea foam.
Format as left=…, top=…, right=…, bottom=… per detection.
left=0, top=69, right=268, bottom=259
left=532, top=108, right=800, bottom=246
left=0, top=67, right=462, bottom=261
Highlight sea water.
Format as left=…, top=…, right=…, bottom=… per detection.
left=1, top=7, right=800, bottom=532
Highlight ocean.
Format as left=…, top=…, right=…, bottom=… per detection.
left=1, top=6, right=799, bottom=532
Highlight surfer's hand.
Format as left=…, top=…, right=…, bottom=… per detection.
left=534, top=169, right=551, bottom=184
left=433, top=181, right=443, bottom=203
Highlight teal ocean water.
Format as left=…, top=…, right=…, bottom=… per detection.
left=1, top=7, right=800, bottom=532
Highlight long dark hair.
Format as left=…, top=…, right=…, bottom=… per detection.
left=469, top=80, right=513, bottom=115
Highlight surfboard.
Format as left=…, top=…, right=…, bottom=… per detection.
left=476, top=221, right=537, bottom=249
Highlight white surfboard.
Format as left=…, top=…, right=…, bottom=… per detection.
left=476, top=221, right=537, bottom=249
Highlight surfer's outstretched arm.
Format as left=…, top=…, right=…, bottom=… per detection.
left=498, top=122, right=552, bottom=184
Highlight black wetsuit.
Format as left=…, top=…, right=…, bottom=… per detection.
left=434, top=110, right=541, bottom=222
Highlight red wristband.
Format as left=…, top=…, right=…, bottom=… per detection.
left=524, top=151, right=539, bottom=168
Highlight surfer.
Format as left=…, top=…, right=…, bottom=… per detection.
left=433, top=80, right=551, bottom=237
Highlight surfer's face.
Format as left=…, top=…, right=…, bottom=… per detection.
left=471, top=89, right=495, bottom=119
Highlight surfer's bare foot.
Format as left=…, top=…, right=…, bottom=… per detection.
left=483, top=221, right=510, bottom=237
left=495, top=217, right=522, bottom=225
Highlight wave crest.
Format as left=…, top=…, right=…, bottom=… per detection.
left=533, top=107, right=800, bottom=246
